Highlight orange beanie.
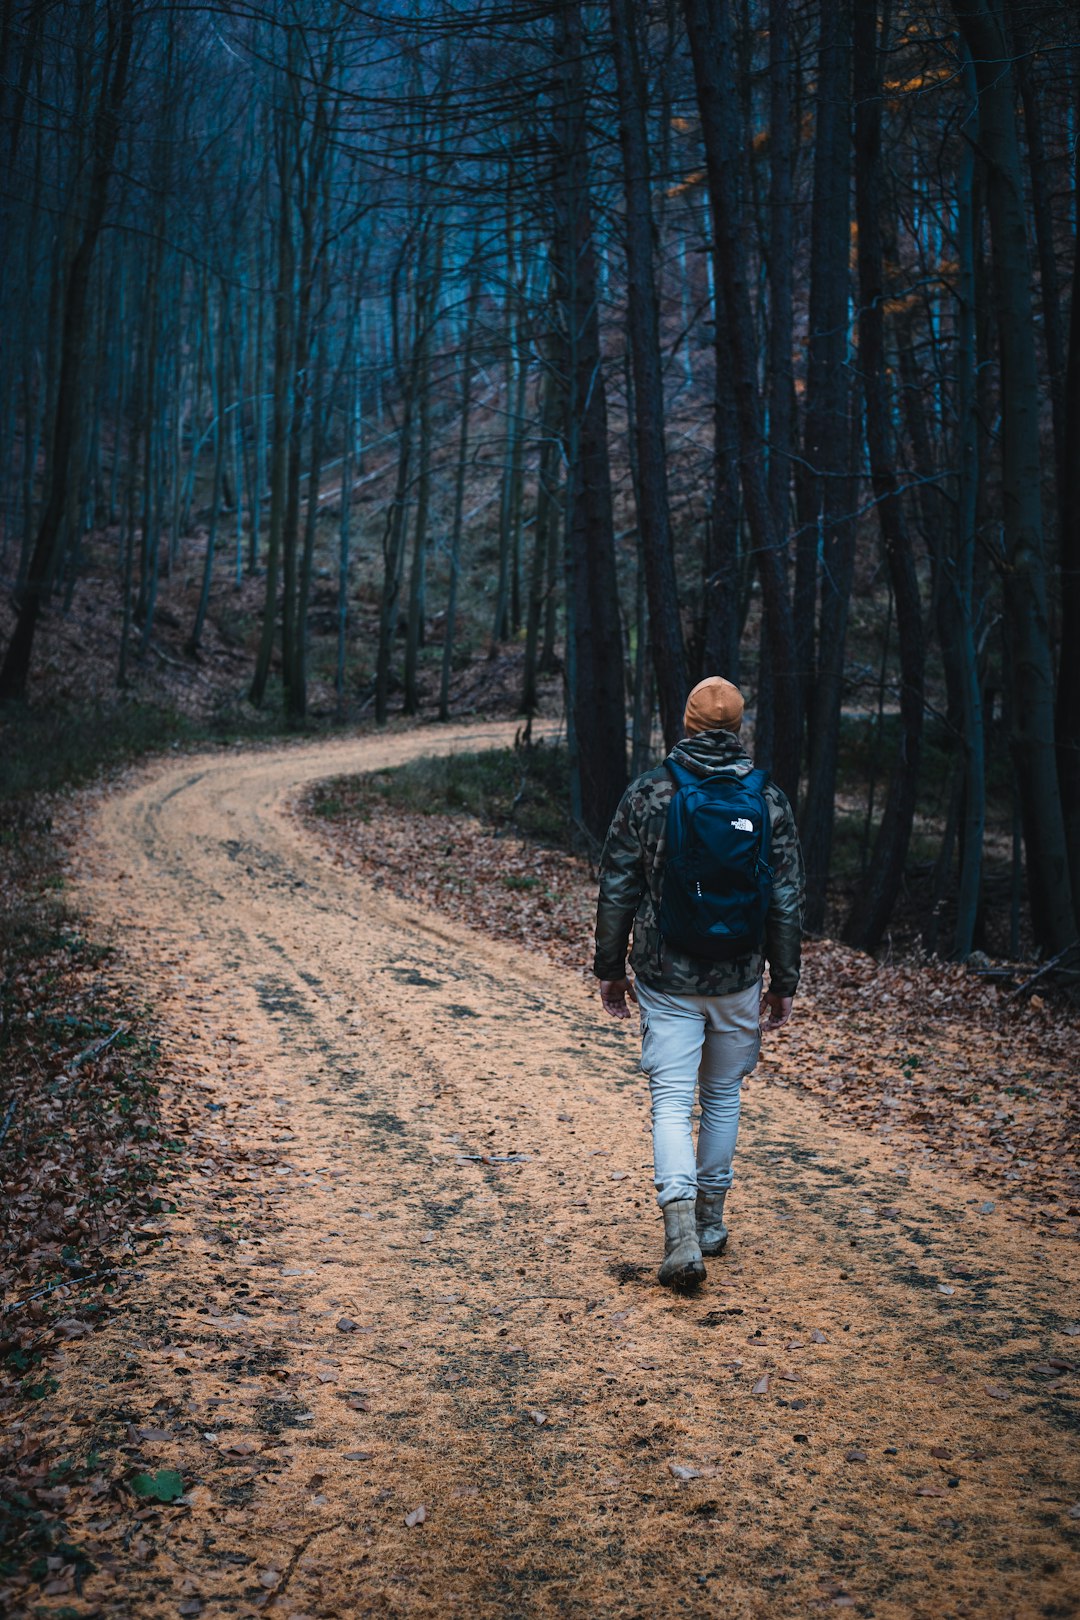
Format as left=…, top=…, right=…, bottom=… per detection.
left=683, top=676, right=745, bottom=735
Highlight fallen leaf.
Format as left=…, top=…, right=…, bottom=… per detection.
left=221, top=1437, right=258, bottom=1456
left=130, top=1468, right=185, bottom=1502
left=404, top=1504, right=427, bottom=1527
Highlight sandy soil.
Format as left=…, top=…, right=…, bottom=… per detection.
left=50, top=721, right=1079, bottom=1618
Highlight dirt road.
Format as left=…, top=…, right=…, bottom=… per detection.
left=63, top=722, right=1077, bottom=1619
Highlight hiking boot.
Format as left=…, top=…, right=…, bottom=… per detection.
left=658, top=1199, right=706, bottom=1291
left=696, top=1191, right=728, bottom=1256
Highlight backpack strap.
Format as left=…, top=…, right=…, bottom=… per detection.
left=665, top=758, right=697, bottom=790
left=666, top=759, right=769, bottom=792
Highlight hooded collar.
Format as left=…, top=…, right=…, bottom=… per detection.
left=667, top=729, right=753, bottom=778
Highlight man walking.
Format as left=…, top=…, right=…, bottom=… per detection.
left=594, top=676, right=804, bottom=1290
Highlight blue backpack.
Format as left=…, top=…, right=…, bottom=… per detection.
left=658, top=760, right=773, bottom=961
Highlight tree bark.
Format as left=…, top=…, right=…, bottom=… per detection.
left=1056, top=82, right=1080, bottom=930
left=842, top=0, right=926, bottom=954
left=0, top=0, right=135, bottom=702
left=792, top=0, right=855, bottom=929
left=440, top=270, right=480, bottom=722
left=551, top=1, right=627, bottom=839
left=681, top=0, right=801, bottom=802
left=609, top=0, right=689, bottom=749
left=953, top=0, right=1076, bottom=952
left=522, top=350, right=560, bottom=717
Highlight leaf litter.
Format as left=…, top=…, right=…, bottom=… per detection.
left=3, top=727, right=1078, bottom=1616
left=305, top=788, right=1080, bottom=1230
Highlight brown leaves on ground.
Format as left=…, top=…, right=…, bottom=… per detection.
left=305, top=793, right=1080, bottom=1232
left=307, top=795, right=594, bottom=972
left=0, top=808, right=187, bottom=1601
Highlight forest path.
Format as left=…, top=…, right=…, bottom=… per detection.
left=64, top=722, right=1078, bottom=1620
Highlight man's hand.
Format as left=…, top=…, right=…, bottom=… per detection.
left=760, top=990, right=793, bottom=1031
left=599, top=977, right=638, bottom=1019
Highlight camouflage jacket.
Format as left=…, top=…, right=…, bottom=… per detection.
left=593, top=731, right=804, bottom=996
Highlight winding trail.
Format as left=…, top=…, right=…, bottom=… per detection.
left=63, top=722, right=1077, bottom=1619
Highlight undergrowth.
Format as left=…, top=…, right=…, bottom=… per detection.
left=0, top=696, right=302, bottom=802
left=310, top=739, right=576, bottom=850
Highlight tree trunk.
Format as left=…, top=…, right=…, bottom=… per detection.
left=703, top=317, right=742, bottom=682
left=681, top=0, right=801, bottom=802
left=1056, top=83, right=1080, bottom=929
left=842, top=0, right=925, bottom=954
left=522, top=351, right=559, bottom=717
left=375, top=345, right=419, bottom=726
left=250, top=136, right=296, bottom=709
left=440, top=270, right=479, bottom=722
left=336, top=325, right=359, bottom=717
left=403, top=282, right=434, bottom=716
left=188, top=284, right=229, bottom=656
left=608, top=0, right=688, bottom=748
left=765, top=0, right=795, bottom=547
left=291, top=362, right=324, bottom=724
left=551, top=1, right=627, bottom=839
left=795, top=0, right=855, bottom=928
left=404, top=214, right=442, bottom=716
left=953, top=0, right=1076, bottom=952
left=0, top=0, right=135, bottom=702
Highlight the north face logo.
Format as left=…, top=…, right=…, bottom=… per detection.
left=730, top=818, right=754, bottom=832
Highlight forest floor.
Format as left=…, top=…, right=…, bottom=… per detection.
left=1, top=720, right=1079, bottom=1619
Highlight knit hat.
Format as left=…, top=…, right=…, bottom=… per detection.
left=683, top=676, right=745, bottom=735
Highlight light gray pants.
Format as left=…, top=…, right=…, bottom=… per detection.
left=636, top=978, right=762, bottom=1209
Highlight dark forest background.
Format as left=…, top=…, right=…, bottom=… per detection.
left=1, top=0, right=1078, bottom=964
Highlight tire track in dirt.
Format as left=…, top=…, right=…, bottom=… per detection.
left=53, top=722, right=1079, bottom=1619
